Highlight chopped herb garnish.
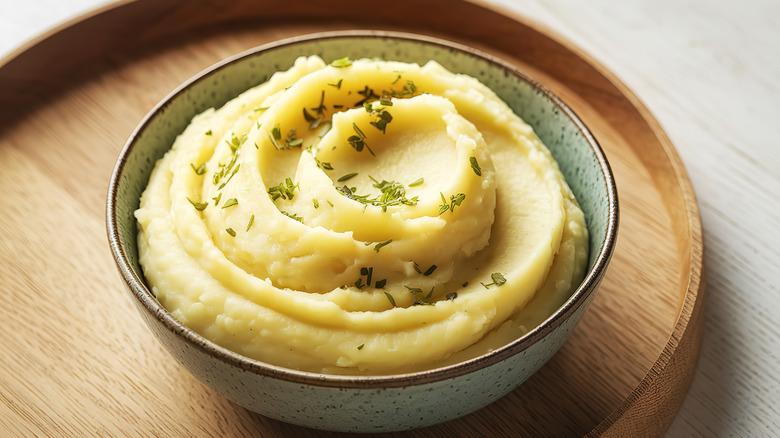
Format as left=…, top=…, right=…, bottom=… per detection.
left=212, top=192, right=222, bottom=205
left=246, top=214, right=255, bottom=231
left=384, top=80, right=417, bottom=97
left=438, top=192, right=466, bottom=215
left=369, top=108, right=393, bottom=133
left=226, top=227, right=236, bottom=237
left=406, top=286, right=433, bottom=306
left=408, top=178, right=424, bottom=187
left=470, top=156, right=482, bottom=176
left=331, top=57, right=353, bottom=68
left=205, top=129, right=213, bottom=136
left=384, top=291, right=396, bottom=307
left=423, top=265, right=437, bottom=276
left=446, top=292, right=458, bottom=300
left=425, top=286, right=435, bottom=298
left=315, top=157, right=333, bottom=170
left=268, top=177, right=298, bottom=201
left=412, top=262, right=422, bottom=274
left=357, top=344, right=364, bottom=350
left=318, top=121, right=332, bottom=138
left=375, top=279, right=387, bottom=288
left=379, top=96, right=393, bottom=106
left=186, top=197, right=208, bottom=211
left=338, top=172, right=358, bottom=182
left=281, top=211, right=303, bottom=222
left=227, top=132, right=247, bottom=153
left=374, top=239, right=392, bottom=252
left=222, top=198, right=238, bottom=209
left=287, top=138, right=303, bottom=147
left=190, top=162, right=206, bottom=175
left=481, top=272, right=507, bottom=288
left=328, top=79, right=343, bottom=89
left=310, top=90, right=327, bottom=116
left=336, top=177, right=418, bottom=211
left=254, top=106, right=269, bottom=112
left=360, top=266, right=374, bottom=286
left=302, top=107, right=323, bottom=129
left=313, top=198, right=319, bottom=209
left=354, top=85, right=379, bottom=107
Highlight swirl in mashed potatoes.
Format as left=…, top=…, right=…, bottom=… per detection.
left=135, top=56, right=588, bottom=374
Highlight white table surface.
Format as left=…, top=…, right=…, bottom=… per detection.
left=1, top=0, right=778, bottom=436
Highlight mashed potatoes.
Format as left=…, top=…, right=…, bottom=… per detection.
left=135, top=56, right=588, bottom=374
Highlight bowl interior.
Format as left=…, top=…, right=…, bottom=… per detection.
left=109, top=31, right=615, bottom=375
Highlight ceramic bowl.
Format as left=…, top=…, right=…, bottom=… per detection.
left=106, top=30, right=618, bottom=433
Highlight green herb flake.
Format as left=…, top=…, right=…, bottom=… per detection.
left=438, top=192, right=466, bottom=215
left=408, top=178, right=424, bottom=187
left=338, top=172, right=358, bottom=182
left=369, top=108, right=393, bottom=133
left=470, top=156, right=482, bottom=176
left=318, top=121, right=332, bottom=138
left=384, top=291, right=396, bottom=307
left=313, top=199, right=320, bottom=209
left=246, top=214, right=255, bottom=231
left=281, top=211, right=303, bottom=222
left=315, top=157, right=333, bottom=170
left=222, top=198, right=238, bottom=209
left=311, top=90, right=327, bottom=115
left=423, top=265, right=437, bottom=276
left=205, top=129, right=213, bottom=136
left=186, top=197, right=208, bottom=211
left=190, top=162, right=207, bottom=175
left=375, top=279, right=387, bottom=289
left=374, top=239, right=392, bottom=252
left=212, top=192, right=222, bottom=206
left=331, top=57, right=353, bottom=68
left=412, top=262, right=422, bottom=274
left=357, top=344, right=364, bottom=350
left=268, top=177, right=298, bottom=201
left=328, top=79, right=343, bottom=89
left=491, top=272, right=507, bottom=286
left=225, top=227, right=236, bottom=237
left=446, top=292, right=458, bottom=300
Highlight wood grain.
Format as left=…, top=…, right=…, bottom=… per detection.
left=0, top=1, right=704, bottom=436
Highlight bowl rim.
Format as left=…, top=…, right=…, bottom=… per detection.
left=106, top=29, right=618, bottom=389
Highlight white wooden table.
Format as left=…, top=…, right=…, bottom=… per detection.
left=1, top=1, right=777, bottom=436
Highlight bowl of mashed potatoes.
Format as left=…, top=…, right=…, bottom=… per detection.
left=107, top=30, right=617, bottom=432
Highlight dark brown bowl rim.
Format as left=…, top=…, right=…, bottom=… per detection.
left=106, top=29, right=618, bottom=389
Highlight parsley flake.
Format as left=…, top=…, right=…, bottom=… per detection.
left=190, top=162, right=206, bottom=175
left=384, top=291, right=396, bottom=307
left=338, top=172, right=358, bottom=182
left=470, top=156, right=482, bottom=176
left=374, top=239, right=392, bottom=252
left=186, top=197, right=208, bottom=211
left=331, top=57, right=353, bottom=68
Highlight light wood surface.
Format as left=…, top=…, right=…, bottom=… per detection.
left=0, top=0, right=775, bottom=437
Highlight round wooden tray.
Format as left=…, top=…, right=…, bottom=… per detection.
left=0, top=0, right=705, bottom=436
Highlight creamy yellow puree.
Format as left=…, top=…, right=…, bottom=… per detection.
left=135, top=56, right=588, bottom=374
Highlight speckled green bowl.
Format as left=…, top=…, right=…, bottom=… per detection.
left=107, top=30, right=618, bottom=432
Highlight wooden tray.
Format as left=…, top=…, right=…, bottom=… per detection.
left=0, top=0, right=705, bottom=436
